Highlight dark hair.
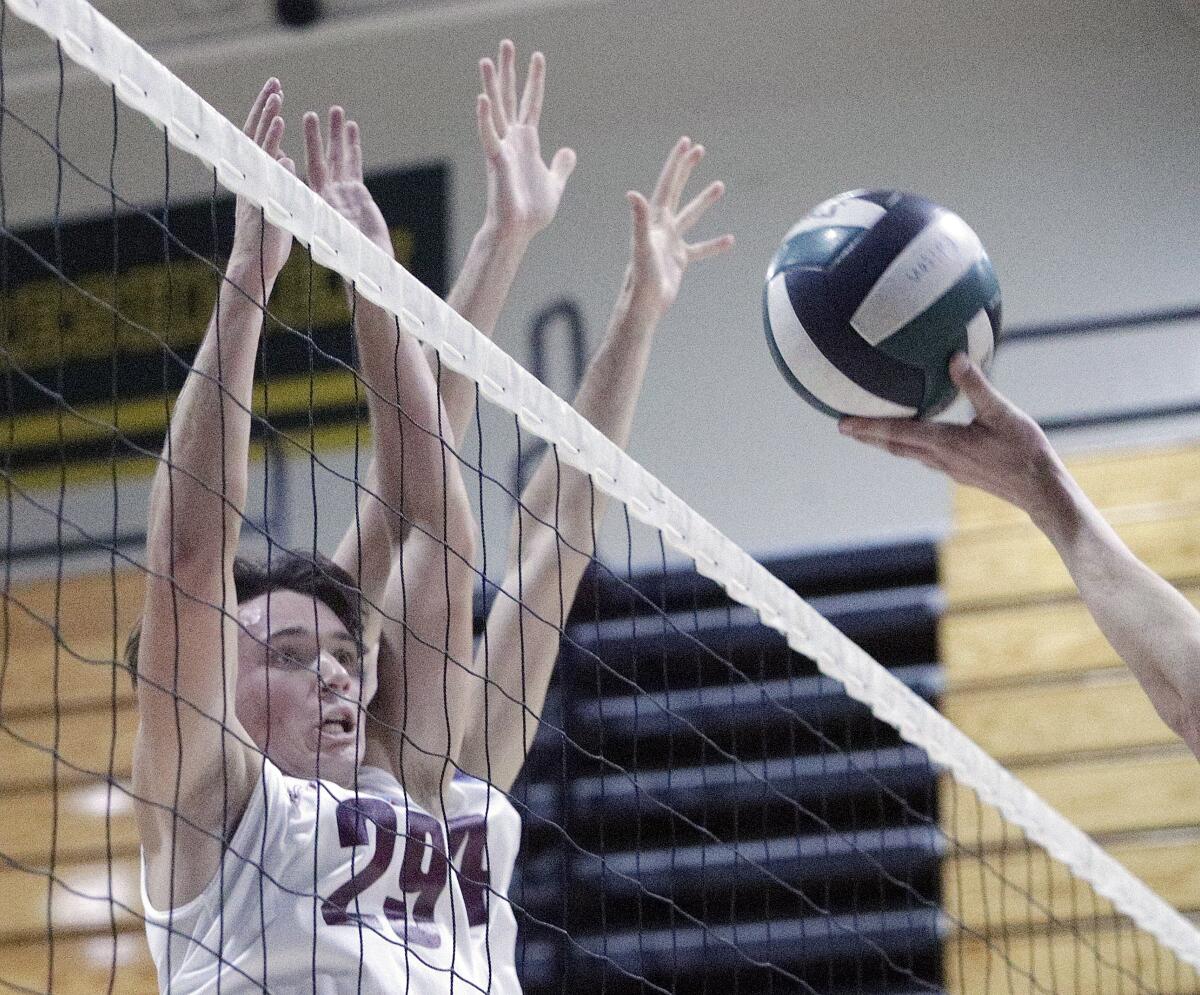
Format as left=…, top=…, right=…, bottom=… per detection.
left=122, top=552, right=362, bottom=688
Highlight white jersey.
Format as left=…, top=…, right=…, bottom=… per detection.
left=446, top=773, right=522, bottom=995
left=141, top=762, right=518, bottom=994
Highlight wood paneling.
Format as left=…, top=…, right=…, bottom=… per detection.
left=0, top=857, right=141, bottom=944
left=0, top=704, right=136, bottom=789
left=954, top=443, right=1200, bottom=531
left=941, top=446, right=1200, bottom=993
left=0, top=932, right=156, bottom=994
left=944, top=924, right=1200, bottom=994
left=941, top=591, right=1200, bottom=688
left=0, top=569, right=142, bottom=714
left=943, top=832, right=1200, bottom=932
left=0, top=782, right=139, bottom=865
left=940, top=751, right=1200, bottom=844
left=942, top=674, right=1177, bottom=762
left=941, top=509, right=1200, bottom=609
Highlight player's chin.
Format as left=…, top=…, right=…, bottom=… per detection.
left=303, top=727, right=362, bottom=784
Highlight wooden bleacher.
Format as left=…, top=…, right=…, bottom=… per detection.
left=0, top=568, right=148, bottom=992
left=939, top=441, right=1200, bottom=992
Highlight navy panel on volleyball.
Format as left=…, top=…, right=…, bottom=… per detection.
left=763, top=189, right=1001, bottom=419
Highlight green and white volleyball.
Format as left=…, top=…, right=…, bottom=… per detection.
left=763, top=190, right=1000, bottom=419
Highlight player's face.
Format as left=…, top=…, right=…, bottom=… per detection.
left=234, top=590, right=378, bottom=787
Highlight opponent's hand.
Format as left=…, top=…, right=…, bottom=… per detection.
left=303, top=105, right=392, bottom=259
left=622, top=136, right=735, bottom=321
left=839, top=354, right=1066, bottom=518
left=476, top=40, right=576, bottom=243
left=230, top=79, right=296, bottom=289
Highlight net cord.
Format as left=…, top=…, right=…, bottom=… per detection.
left=9, top=0, right=1200, bottom=969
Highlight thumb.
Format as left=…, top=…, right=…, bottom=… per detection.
left=950, top=352, right=1004, bottom=419
left=550, top=147, right=577, bottom=185
left=626, top=190, right=651, bottom=253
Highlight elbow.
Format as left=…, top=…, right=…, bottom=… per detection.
left=1177, top=690, right=1200, bottom=758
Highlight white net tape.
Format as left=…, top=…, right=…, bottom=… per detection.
left=9, top=0, right=1200, bottom=971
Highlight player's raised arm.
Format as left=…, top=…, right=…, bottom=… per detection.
left=133, top=80, right=295, bottom=907
left=438, top=39, right=576, bottom=443
left=332, top=40, right=573, bottom=625
left=308, top=108, right=477, bottom=803
left=459, top=137, right=734, bottom=790
left=841, top=356, right=1200, bottom=757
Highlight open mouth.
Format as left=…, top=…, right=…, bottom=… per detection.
left=319, top=708, right=356, bottom=737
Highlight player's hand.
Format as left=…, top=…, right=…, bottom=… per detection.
left=622, top=136, right=735, bottom=321
left=303, top=105, right=393, bottom=259
left=230, top=79, right=296, bottom=291
left=476, top=40, right=575, bottom=243
left=839, top=354, right=1067, bottom=519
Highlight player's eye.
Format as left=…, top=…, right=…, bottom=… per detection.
left=335, top=648, right=362, bottom=674
left=271, top=646, right=314, bottom=669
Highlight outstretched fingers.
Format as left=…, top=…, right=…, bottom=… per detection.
left=479, top=57, right=507, bottom=139
left=677, top=180, right=725, bottom=234
left=346, top=120, right=363, bottom=180
left=242, top=77, right=281, bottom=137
left=328, top=105, right=346, bottom=179
left=651, top=136, right=691, bottom=209
left=498, top=39, right=518, bottom=122
left=686, top=233, right=735, bottom=262
left=839, top=416, right=960, bottom=456
left=253, top=91, right=284, bottom=161
left=303, top=111, right=326, bottom=190
left=667, top=143, right=704, bottom=213
left=476, top=94, right=502, bottom=158
left=518, top=50, right=546, bottom=126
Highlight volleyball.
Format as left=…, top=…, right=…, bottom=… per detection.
left=763, top=189, right=1001, bottom=419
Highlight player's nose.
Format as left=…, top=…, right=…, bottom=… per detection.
left=316, top=650, right=354, bottom=696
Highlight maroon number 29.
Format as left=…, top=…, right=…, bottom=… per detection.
left=321, top=800, right=490, bottom=930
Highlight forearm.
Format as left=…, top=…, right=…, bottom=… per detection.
left=354, top=300, right=471, bottom=549
left=439, top=223, right=532, bottom=443
left=146, top=264, right=269, bottom=574
left=514, top=284, right=657, bottom=561
left=1033, top=469, right=1200, bottom=745
left=461, top=295, right=658, bottom=787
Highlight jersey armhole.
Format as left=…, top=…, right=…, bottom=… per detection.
left=139, top=759, right=295, bottom=926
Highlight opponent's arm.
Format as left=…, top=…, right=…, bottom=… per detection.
left=332, top=40, right=574, bottom=620
left=841, top=355, right=1200, bottom=756
left=307, top=109, right=477, bottom=802
left=134, top=81, right=294, bottom=904
left=459, top=138, right=734, bottom=790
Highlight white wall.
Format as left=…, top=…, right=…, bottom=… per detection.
left=8, top=0, right=1200, bottom=579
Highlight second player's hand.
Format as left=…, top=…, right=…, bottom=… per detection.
left=623, top=136, right=735, bottom=322
left=840, top=354, right=1071, bottom=525
left=230, top=78, right=296, bottom=292
left=477, top=39, right=576, bottom=243
left=303, top=106, right=393, bottom=259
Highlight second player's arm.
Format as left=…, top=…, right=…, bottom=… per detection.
left=333, top=40, right=573, bottom=621
left=842, top=356, right=1200, bottom=756
left=305, top=109, right=478, bottom=802
left=459, top=138, right=734, bottom=790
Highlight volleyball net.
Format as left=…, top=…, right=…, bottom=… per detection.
left=2, top=0, right=1200, bottom=991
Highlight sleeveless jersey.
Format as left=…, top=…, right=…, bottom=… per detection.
left=446, top=773, right=522, bottom=994
left=140, top=763, right=506, bottom=994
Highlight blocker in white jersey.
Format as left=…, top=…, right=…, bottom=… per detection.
left=141, top=763, right=495, bottom=994
left=447, top=773, right=523, bottom=995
